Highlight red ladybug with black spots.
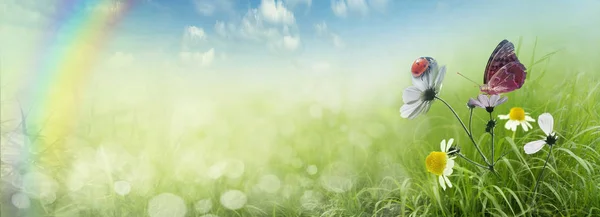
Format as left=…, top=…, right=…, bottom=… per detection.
left=411, top=56, right=436, bottom=78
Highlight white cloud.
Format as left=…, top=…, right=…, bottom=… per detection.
left=282, top=36, right=300, bottom=51
left=182, top=26, right=206, bottom=50
left=266, top=34, right=301, bottom=52
left=259, top=0, right=296, bottom=25
left=331, top=34, right=345, bottom=48
left=331, top=0, right=348, bottom=17
left=180, top=48, right=215, bottom=67
left=215, top=21, right=227, bottom=37
left=193, top=0, right=234, bottom=16
left=331, top=0, right=389, bottom=17
left=238, top=9, right=282, bottom=42
left=314, top=22, right=328, bottom=36
left=283, top=0, right=312, bottom=8
left=314, top=22, right=344, bottom=48
left=180, top=26, right=215, bottom=67
left=202, top=48, right=215, bottom=66
left=214, top=20, right=240, bottom=38
left=346, top=0, right=368, bottom=15
left=185, top=26, right=206, bottom=40
left=213, top=1, right=301, bottom=53
left=368, top=0, right=389, bottom=12
left=195, top=1, right=215, bottom=15
left=96, top=1, right=126, bottom=15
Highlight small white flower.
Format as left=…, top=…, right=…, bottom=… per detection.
left=400, top=61, right=446, bottom=119
left=524, top=113, right=558, bottom=154
left=498, top=107, right=535, bottom=132
left=467, top=94, right=508, bottom=112
left=425, top=138, right=456, bottom=191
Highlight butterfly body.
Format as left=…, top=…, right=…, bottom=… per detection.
left=480, top=39, right=527, bottom=95
left=411, top=57, right=437, bottom=78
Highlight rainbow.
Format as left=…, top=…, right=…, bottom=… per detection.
left=21, top=0, right=134, bottom=171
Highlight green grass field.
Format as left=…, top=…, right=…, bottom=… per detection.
left=1, top=37, right=599, bottom=217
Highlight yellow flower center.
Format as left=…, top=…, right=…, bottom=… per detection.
left=425, top=151, right=447, bottom=176
left=509, top=107, right=526, bottom=121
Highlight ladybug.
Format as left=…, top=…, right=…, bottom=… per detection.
left=411, top=57, right=431, bottom=78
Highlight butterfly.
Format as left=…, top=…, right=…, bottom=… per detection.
left=411, top=56, right=438, bottom=79
left=479, top=39, right=527, bottom=95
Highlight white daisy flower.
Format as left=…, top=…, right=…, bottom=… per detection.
left=467, top=94, right=508, bottom=112
left=498, top=107, right=535, bottom=132
left=400, top=61, right=447, bottom=119
left=425, top=138, right=456, bottom=191
left=524, top=113, right=558, bottom=154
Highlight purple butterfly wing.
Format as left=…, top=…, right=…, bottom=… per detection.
left=482, top=61, right=527, bottom=95
left=484, top=40, right=520, bottom=84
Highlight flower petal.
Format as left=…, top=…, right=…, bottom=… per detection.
left=405, top=100, right=430, bottom=120
left=488, top=94, right=499, bottom=106
left=403, top=86, right=422, bottom=104
left=521, top=122, right=529, bottom=132
left=438, top=175, right=446, bottom=191
left=443, top=175, right=453, bottom=188
left=526, top=121, right=533, bottom=130
left=411, top=76, right=428, bottom=92
left=538, top=113, right=554, bottom=136
left=526, top=115, right=535, bottom=122
left=409, top=101, right=428, bottom=119
left=524, top=140, right=546, bottom=154
left=400, top=101, right=421, bottom=119
left=478, top=94, right=490, bottom=107
left=468, top=98, right=484, bottom=108
left=421, top=101, right=433, bottom=114
left=446, top=138, right=454, bottom=152
left=444, top=167, right=454, bottom=176
left=434, top=65, right=447, bottom=90
left=445, top=160, right=455, bottom=173
left=440, top=139, right=447, bottom=152
left=498, top=114, right=509, bottom=120
left=505, top=120, right=516, bottom=131
left=425, top=61, right=439, bottom=87
left=495, top=95, right=508, bottom=106
left=510, top=122, right=518, bottom=132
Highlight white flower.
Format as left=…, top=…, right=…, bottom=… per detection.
left=467, top=94, right=508, bottom=112
left=498, top=107, right=535, bottom=132
left=425, top=138, right=456, bottom=191
left=524, top=113, right=558, bottom=154
left=400, top=61, right=446, bottom=119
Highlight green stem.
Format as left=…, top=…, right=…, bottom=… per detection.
left=495, top=149, right=511, bottom=165
left=435, top=96, right=491, bottom=166
left=512, top=130, right=516, bottom=141
left=458, top=153, right=488, bottom=169
left=531, top=145, right=553, bottom=204
left=468, top=108, right=474, bottom=136
left=489, top=112, right=495, bottom=166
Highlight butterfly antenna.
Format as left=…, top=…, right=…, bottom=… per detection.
left=456, top=72, right=481, bottom=88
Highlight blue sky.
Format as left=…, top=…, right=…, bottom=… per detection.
left=3, top=0, right=600, bottom=83
left=98, top=0, right=489, bottom=75
left=113, top=0, right=414, bottom=56
left=2, top=0, right=600, bottom=125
